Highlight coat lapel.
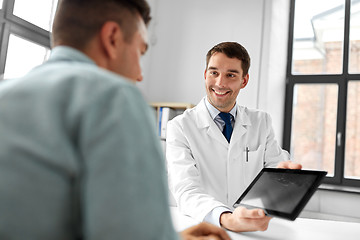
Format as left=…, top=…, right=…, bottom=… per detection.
left=229, top=105, right=251, bottom=147
left=195, top=99, right=228, bottom=147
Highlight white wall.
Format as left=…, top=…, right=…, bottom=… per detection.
left=302, top=189, right=360, bottom=222
left=139, top=0, right=360, bottom=222
left=257, top=0, right=290, bottom=145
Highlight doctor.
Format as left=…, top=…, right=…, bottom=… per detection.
left=166, top=42, right=301, bottom=232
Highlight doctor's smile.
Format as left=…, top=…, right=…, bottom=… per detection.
left=212, top=89, right=230, bottom=96
left=212, top=88, right=231, bottom=96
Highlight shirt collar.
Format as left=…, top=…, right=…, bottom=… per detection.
left=204, top=97, right=237, bottom=120
left=48, top=46, right=96, bottom=66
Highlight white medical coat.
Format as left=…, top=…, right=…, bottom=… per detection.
left=166, top=98, right=290, bottom=222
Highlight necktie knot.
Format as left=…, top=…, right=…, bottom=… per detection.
left=218, top=112, right=232, bottom=125
left=218, top=112, right=233, bottom=143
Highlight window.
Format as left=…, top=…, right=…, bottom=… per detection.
left=345, top=81, right=360, bottom=179
left=13, top=0, right=57, bottom=31
left=4, top=34, right=50, bottom=79
left=291, top=84, right=338, bottom=177
left=292, top=0, right=345, bottom=75
left=0, top=0, right=58, bottom=80
left=285, top=0, right=360, bottom=187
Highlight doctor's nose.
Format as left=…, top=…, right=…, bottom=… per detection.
left=215, top=74, right=227, bottom=88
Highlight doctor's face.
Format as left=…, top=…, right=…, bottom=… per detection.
left=205, top=52, right=249, bottom=113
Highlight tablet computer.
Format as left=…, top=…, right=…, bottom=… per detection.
left=233, top=168, right=327, bottom=221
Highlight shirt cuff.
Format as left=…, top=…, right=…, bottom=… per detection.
left=204, top=206, right=232, bottom=227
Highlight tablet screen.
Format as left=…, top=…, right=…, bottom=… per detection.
left=233, top=168, right=327, bottom=220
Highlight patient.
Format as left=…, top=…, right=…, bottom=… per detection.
left=0, top=0, right=229, bottom=239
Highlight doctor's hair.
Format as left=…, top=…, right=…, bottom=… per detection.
left=52, top=0, right=151, bottom=49
left=206, top=42, right=251, bottom=76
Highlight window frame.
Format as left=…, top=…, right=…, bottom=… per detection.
left=284, top=0, right=360, bottom=188
left=0, top=0, right=52, bottom=77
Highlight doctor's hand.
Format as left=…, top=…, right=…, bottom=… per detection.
left=219, top=207, right=272, bottom=232
left=277, top=160, right=302, bottom=169
left=180, top=222, right=231, bottom=240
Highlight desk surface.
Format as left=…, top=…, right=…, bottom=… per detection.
left=170, top=207, right=360, bottom=240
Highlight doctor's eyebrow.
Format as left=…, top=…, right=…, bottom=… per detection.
left=207, top=66, right=240, bottom=74
left=208, top=66, right=218, bottom=70
left=227, top=69, right=240, bottom=74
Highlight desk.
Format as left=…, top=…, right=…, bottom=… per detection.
left=170, top=207, right=360, bottom=240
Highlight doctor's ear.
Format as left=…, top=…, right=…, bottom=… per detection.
left=204, top=69, right=207, bottom=79
left=241, top=74, right=249, bottom=89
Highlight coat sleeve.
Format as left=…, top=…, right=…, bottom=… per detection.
left=263, top=113, right=291, bottom=167
left=166, top=117, right=228, bottom=223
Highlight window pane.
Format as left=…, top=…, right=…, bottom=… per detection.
left=292, top=0, right=345, bottom=75
left=4, top=34, right=50, bottom=79
left=13, top=0, right=58, bottom=31
left=291, top=84, right=338, bottom=176
left=349, top=0, right=360, bottom=73
left=345, top=81, right=360, bottom=179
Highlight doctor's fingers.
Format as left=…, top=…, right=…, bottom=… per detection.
left=234, top=206, right=267, bottom=218
left=243, top=217, right=271, bottom=232
left=277, top=161, right=302, bottom=169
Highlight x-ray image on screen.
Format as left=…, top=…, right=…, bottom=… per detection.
left=240, top=172, right=317, bottom=213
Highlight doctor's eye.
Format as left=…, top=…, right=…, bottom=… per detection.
left=209, top=71, right=218, bottom=76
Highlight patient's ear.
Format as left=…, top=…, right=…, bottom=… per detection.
left=100, top=21, right=124, bottom=60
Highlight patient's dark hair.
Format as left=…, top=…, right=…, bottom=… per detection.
left=52, top=0, right=151, bottom=49
left=206, top=42, right=251, bottom=76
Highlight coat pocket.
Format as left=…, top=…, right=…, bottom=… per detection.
left=244, top=144, right=265, bottom=187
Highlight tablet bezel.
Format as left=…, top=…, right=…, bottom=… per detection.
left=233, top=168, right=327, bottom=221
